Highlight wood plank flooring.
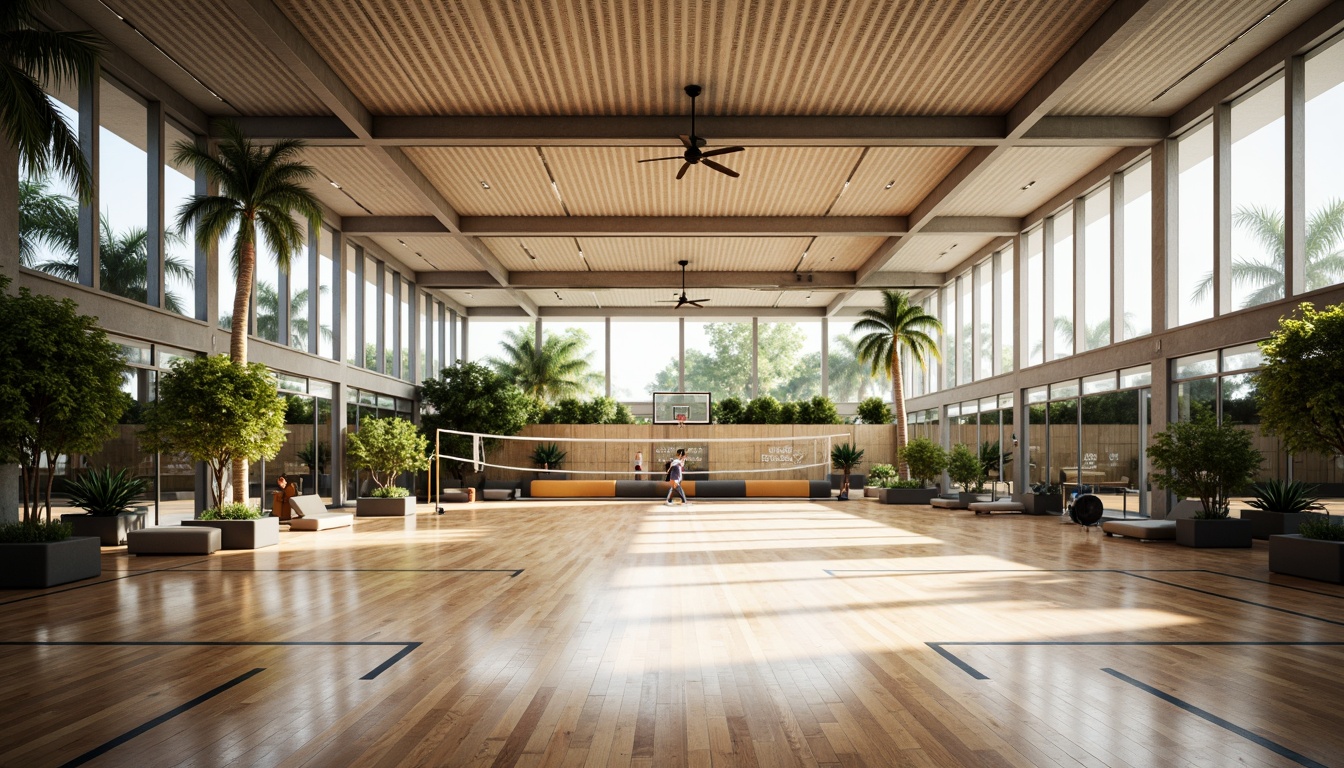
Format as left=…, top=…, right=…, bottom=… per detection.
left=3, top=499, right=1344, bottom=767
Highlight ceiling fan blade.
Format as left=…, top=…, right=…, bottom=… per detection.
left=638, top=156, right=685, bottom=163
left=679, top=134, right=693, bottom=149
left=700, top=146, right=744, bottom=158
left=675, top=162, right=691, bottom=180
left=702, top=159, right=739, bottom=178
left=687, top=299, right=709, bottom=305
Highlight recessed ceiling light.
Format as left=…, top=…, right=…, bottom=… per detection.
left=1021, top=180, right=1036, bottom=191
left=480, top=180, right=491, bottom=190
left=578, top=250, right=585, bottom=259
left=800, top=251, right=808, bottom=259
left=884, top=180, right=895, bottom=190
left=329, top=180, right=342, bottom=189
left=397, top=239, right=408, bottom=247
left=465, top=292, right=473, bottom=299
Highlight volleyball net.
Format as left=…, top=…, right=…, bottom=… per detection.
left=431, top=428, right=850, bottom=486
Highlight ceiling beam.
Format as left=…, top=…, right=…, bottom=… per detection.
left=417, top=270, right=946, bottom=291
left=343, top=215, right=1026, bottom=238
left=471, top=306, right=829, bottom=319
left=1020, top=116, right=1168, bottom=145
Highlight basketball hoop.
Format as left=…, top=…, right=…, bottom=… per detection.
left=672, top=404, right=690, bottom=427
left=675, top=413, right=687, bottom=428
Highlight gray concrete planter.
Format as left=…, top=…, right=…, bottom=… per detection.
left=182, top=517, right=280, bottom=549
left=1020, top=493, right=1063, bottom=515
left=958, top=492, right=991, bottom=506
left=1240, top=509, right=1314, bottom=540
left=61, top=508, right=148, bottom=546
left=863, top=486, right=881, bottom=498
left=1175, top=518, right=1253, bottom=548
left=0, top=537, right=101, bottom=588
left=878, top=487, right=939, bottom=505
left=1268, top=534, right=1344, bottom=583
left=356, top=496, right=417, bottom=517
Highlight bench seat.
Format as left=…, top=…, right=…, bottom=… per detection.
left=969, top=500, right=1025, bottom=514
left=127, top=526, right=220, bottom=555
left=930, top=497, right=968, bottom=509
left=1102, top=519, right=1177, bottom=541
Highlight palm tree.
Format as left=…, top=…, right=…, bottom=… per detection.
left=2, top=0, right=101, bottom=201
left=853, top=290, right=942, bottom=478
left=1192, top=201, right=1344, bottom=308
left=18, top=176, right=77, bottom=263
left=488, top=327, right=601, bottom=404
left=827, top=333, right=888, bottom=402
left=172, top=119, right=321, bottom=501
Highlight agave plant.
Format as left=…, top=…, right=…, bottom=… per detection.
left=61, top=467, right=147, bottom=516
left=531, top=442, right=567, bottom=471
left=830, top=442, right=865, bottom=499
left=1245, top=479, right=1325, bottom=515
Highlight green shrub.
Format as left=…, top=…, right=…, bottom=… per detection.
left=540, top=397, right=584, bottom=424
left=867, top=464, right=897, bottom=485
left=714, top=397, right=745, bottom=425
left=61, top=466, right=147, bottom=516
left=0, top=520, right=73, bottom=543
left=946, top=444, right=982, bottom=491
left=347, top=416, right=431, bottom=492
left=371, top=486, right=411, bottom=498
left=1246, top=479, right=1324, bottom=514
left=778, top=401, right=800, bottom=424
left=200, top=503, right=262, bottom=520
left=799, top=395, right=841, bottom=425
left=744, top=395, right=783, bottom=425
left=1298, top=514, right=1344, bottom=541
left=898, top=437, right=947, bottom=487
left=531, top=442, right=567, bottom=470
left=1148, top=414, right=1263, bottom=519
left=888, top=478, right=925, bottom=489
left=856, top=397, right=891, bottom=425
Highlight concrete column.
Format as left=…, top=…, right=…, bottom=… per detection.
left=196, top=135, right=214, bottom=324
left=308, top=221, right=320, bottom=355
left=1156, top=139, right=1177, bottom=334
left=391, top=271, right=402, bottom=378
left=375, top=260, right=386, bottom=374
left=1213, top=102, right=1232, bottom=316
left=1286, top=54, right=1306, bottom=298
left=461, top=316, right=469, bottom=361
left=146, top=101, right=165, bottom=308
left=332, top=380, right=347, bottom=507
left=78, top=67, right=100, bottom=290
left=330, top=229, right=343, bottom=362
left=1111, top=171, right=1125, bottom=344
left=0, top=143, right=18, bottom=522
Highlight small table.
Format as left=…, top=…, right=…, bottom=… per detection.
left=1121, top=488, right=1142, bottom=518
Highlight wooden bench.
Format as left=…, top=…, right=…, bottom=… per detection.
left=287, top=495, right=354, bottom=531
left=127, top=526, right=221, bottom=555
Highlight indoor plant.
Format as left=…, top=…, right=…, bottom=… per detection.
left=1022, top=482, right=1063, bottom=515
left=883, top=437, right=945, bottom=504
left=0, top=520, right=100, bottom=588
left=58, top=466, right=149, bottom=545
left=947, top=444, right=987, bottom=505
left=181, top=502, right=279, bottom=549
left=830, top=443, right=865, bottom=500
left=1242, top=479, right=1324, bottom=539
left=865, top=463, right=896, bottom=497
left=1148, top=414, right=1262, bottom=548
left=347, top=416, right=430, bottom=516
left=1269, top=512, right=1344, bottom=584
left=530, top=442, right=569, bottom=481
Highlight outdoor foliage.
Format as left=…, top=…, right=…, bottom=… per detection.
left=714, top=397, right=745, bottom=424
left=530, top=442, right=567, bottom=470
left=1256, top=302, right=1344, bottom=460
left=652, top=323, right=815, bottom=401
left=946, top=444, right=983, bottom=491
left=856, top=397, right=891, bottom=425
left=979, top=440, right=1012, bottom=477
left=199, top=503, right=262, bottom=520
left=0, top=278, right=129, bottom=522
left=420, top=362, right=537, bottom=480
left=1297, top=514, right=1344, bottom=541
left=867, top=464, right=897, bottom=486
left=829, top=443, right=865, bottom=475
left=1194, top=203, right=1344, bottom=307
left=488, top=327, right=602, bottom=404
left=1245, top=479, right=1324, bottom=515
left=346, top=417, right=429, bottom=492
left=371, top=486, right=411, bottom=499
left=140, top=356, right=287, bottom=508
left=0, top=520, right=72, bottom=543
left=796, top=396, right=842, bottom=425
left=743, top=395, right=783, bottom=425
left=61, top=467, right=146, bottom=516
left=540, top=396, right=635, bottom=425
left=898, top=437, right=947, bottom=488
left=1148, top=414, right=1263, bottom=519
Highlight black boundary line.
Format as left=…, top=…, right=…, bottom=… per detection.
left=1120, top=572, right=1344, bottom=627
left=58, top=667, right=266, bottom=768
left=0, top=557, right=214, bottom=606
left=0, top=640, right=421, bottom=680
left=166, top=568, right=525, bottom=576
left=928, top=641, right=1344, bottom=681
left=1198, top=569, right=1344, bottom=600
left=1101, top=667, right=1330, bottom=768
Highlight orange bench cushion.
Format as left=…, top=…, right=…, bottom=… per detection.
left=744, top=480, right=811, bottom=497
left=530, top=480, right=617, bottom=498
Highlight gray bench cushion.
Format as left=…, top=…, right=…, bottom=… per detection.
left=127, top=526, right=220, bottom=555
left=440, top=490, right=471, bottom=503
left=931, top=497, right=968, bottom=509
left=969, top=500, right=1025, bottom=514
left=481, top=488, right=516, bottom=501
left=289, top=512, right=354, bottom=531
left=1102, top=519, right=1177, bottom=541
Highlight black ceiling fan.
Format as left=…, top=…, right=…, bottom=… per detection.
left=638, top=84, right=744, bottom=179
left=658, top=260, right=710, bottom=309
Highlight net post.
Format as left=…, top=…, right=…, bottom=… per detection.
left=472, top=433, right=482, bottom=473
left=434, top=430, right=442, bottom=514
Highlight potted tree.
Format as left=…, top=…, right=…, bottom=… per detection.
left=1241, top=480, right=1324, bottom=539
left=1021, top=482, right=1064, bottom=515
left=830, top=443, right=865, bottom=501
left=882, top=437, right=945, bottom=505
left=347, top=416, right=430, bottom=516
left=531, top=442, right=568, bottom=481
left=59, top=467, right=149, bottom=545
left=947, top=444, right=987, bottom=505
left=865, top=464, right=896, bottom=498
left=1148, top=414, right=1262, bottom=548
left=140, top=356, right=287, bottom=549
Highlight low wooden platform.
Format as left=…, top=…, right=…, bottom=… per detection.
left=3, top=499, right=1343, bottom=766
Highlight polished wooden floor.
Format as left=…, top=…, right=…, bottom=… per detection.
left=3, top=499, right=1344, bottom=768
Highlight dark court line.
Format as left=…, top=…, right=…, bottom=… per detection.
left=0, top=640, right=419, bottom=679
left=59, top=667, right=265, bottom=768
left=168, top=568, right=525, bottom=576
left=1102, top=667, right=1329, bottom=768
left=929, top=641, right=1344, bottom=680
left=1122, top=572, right=1344, bottom=627
left=926, top=643, right=988, bottom=680
left=1200, top=569, right=1344, bottom=600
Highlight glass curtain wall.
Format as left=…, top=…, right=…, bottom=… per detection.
left=19, top=77, right=79, bottom=280
left=317, top=226, right=335, bottom=358
left=1050, top=208, right=1074, bottom=359
left=1305, top=32, right=1344, bottom=293
left=761, top=320, right=821, bottom=401
left=544, top=320, right=606, bottom=398
left=1024, top=227, right=1045, bottom=367
left=976, top=261, right=992, bottom=379
left=164, top=120, right=196, bottom=316
left=1176, top=121, right=1215, bottom=325
left=828, top=321, right=889, bottom=404
left=1082, top=188, right=1111, bottom=349
left=1230, top=76, right=1286, bottom=311
left=1122, top=160, right=1152, bottom=338
left=97, top=77, right=150, bottom=306
left=998, top=246, right=1014, bottom=373
left=610, top=320, right=679, bottom=401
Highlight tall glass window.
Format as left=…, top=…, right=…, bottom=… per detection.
left=19, top=78, right=78, bottom=281
left=1121, top=160, right=1152, bottom=338
left=1176, top=121, right=1214, bottom=325
left=255, top=236, right=282, bottom=343
left=164, top=120, right=196, bottom=316
left=544, top=320, right=605, bottom=398
left=1230, top=76, right=1286, bottom=310
left=976, top=260, right=992, bottom=379
left=998, top=245, right=1014, bottom=373
left=958, top=273, right=972, bottom=385
left=288, top=226, right=309, bottom=351
left=468, top=321, right=528, bottom=368
left=683, top=321, right=751, bottom=399
left=828, top=320, right=888, bottom=403
left=610, top=320, right=679, bottom=401
left=1050, top=208, right=1074, bottom=359
left=399, top=278, right=411, bottom=380
left=1025, top=228, right=1044, bottom=366
left=363, top=255, right=378, bottom=369
left=98, top=77, right=149, bottom=305
left=419, top=292, right=430, bottom=383
left=384, top=270, right=396, bottom=374
left=944, top=283, right=957, bottom=388
left=763, top=320, right=821, bottom=401
left=1304, top=34, right=1344, bottom=293
left=344, top=245, right=358, bottom=365
left=1082, top=187, right=1111, bottom=349
left=317, top=226, right=335, bottom=358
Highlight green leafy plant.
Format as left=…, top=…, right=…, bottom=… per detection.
left=714, top=396, right=745, bottom=425
left=1030, top=482, right=1061, bottom=496
left=0, top=520, right=73, bottom=543
left=852, top=290, right=942, bottom=471
left=778, top=401, right=800, bottom=424
left=798, top=395, right=841, bottom=425
left=867, top=464, right=897, bottom=486
left=743, top=395, right=783, bottom=425
left=1297, top=513, right=1344, bottom=541
left=371, top=486, right=411, bottom=499
left=856, top=397, right=891, bottom=425
left=946, top=444, right=983, bottom=492
left=830, top=443, right=865, bottom=497
left=199, top=503, right=262, bottom=520
left=531, top=442, right=568, bottom=470
left=347, top=417, right=430, bottom=493
left=979, top=440, right=1012, bottom=477
left=1148, top=414, right=1263, bottom=519
left=1245, top=479, right=1324, bottom=515
left=61, top=467, right=147, bottom=516
left=887, top=478, right=925, bottom=489
left=297, top=440, right=331, bottom=473
left=898, top=437, right=947, bottom=487
left=420, top=362, right=537, bottom=482
left=1256, top=302, right=1344, bottom=461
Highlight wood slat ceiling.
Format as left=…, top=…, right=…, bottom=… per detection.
left=584, top=288, right=783, bottom=308
left=365, top=236, right=483, bottom=272
left=829, top=147, right=973, bottom=216
left=773, top=290, right=841, bottom=308
left=1054, top=0, right=1334, bottom=116
left=881, top=234, right=998, bottom=274
left=106, top=0, right=327, bottom=115
left=275, top=0, right=1112, bottom=116
left=800, top=236, right=890, bottom=272
left=940, top=147, right=1122, bottom=217
left=303, top=148, right=433, bottom=217
left=442, top=289, right=514, bottom=307
left=482, top=238, right=589, bottom=272
left=568, top=237, right=810, bottom=272
left=546, top=147, right=862, bottom=216
left=404, top=147, right=566, bottom=216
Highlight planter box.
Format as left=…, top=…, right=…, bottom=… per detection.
left=0, top=537, right=101, bottom=588
left=1020, top=493, right=1063, bottom=515
left=878, top=487, right=939, bottom=505
left=830, top=473, right=865, bottom=491
left=356, top=496, right=417, bottom=517
left=61, top=508, right=148, bottom=546
left=182, top=517, right=280, bottom=549
left=1175, top=518, right=1253, bottom=548
left=1269, top=534, right=1344, bottom=583
left=863, top=486, right=881, bottom=498
left=1240, top=509, right=1315, bottom=540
